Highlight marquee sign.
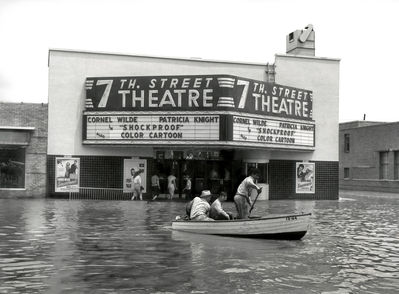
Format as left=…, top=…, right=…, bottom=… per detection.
left=85, top=75, right=313, bottom=121
left=84, top=114, right=220, bottom=142
left=232, top=115, right=315, bottom=147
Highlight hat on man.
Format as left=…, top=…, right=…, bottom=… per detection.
left=200, top=190, right=212, bottom=198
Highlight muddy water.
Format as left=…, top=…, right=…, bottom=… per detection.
left=0, top=194, right=398, bottom=293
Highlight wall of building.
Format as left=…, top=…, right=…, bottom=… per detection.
left=0, top=103, right=48, bottom=197
left=269, top=160, right=338, bottom=200
left=48, top=50, right=337, bottom=163
left=339, top=121, right=399, bottom=192
left=47, top=155, right=153, bottom=198
left=47, top=50, right=340, bottom=199
left=48, top=50, right=269, bottom=157
left=274, top=54, right=340, bottom=162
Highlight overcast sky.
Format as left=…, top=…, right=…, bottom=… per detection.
left=0, top=0, right=398, bottom=122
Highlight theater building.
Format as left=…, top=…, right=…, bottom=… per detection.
left=47, top=25, right=340, bottom=200
left=0, top=102, right=48, bottom=197
left=340, top=121, right=399, bottom=193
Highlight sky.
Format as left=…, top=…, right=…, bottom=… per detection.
left=0, top=0, right=398, bottom=123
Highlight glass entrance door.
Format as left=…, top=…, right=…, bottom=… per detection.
left=153, top=159, right=180, bottom=199
left=153, top=150, right=235, bottom=200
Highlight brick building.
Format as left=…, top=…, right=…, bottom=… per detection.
left=340, top=121, right=399, bottom=193
left=0, top=102, right=48, bottom=197
left=47, top=25, right=340, bottom=200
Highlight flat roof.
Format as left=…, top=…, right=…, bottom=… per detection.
left=275, top=53, right=341, bottom=62
left=339, top=120, right=399, bottom=130
left=48, top=48, right=273, bottom=67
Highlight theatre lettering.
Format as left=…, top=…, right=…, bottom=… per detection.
left=85, top=75, right=313, bottom=121
left=83, top=74, right=315, bottom=149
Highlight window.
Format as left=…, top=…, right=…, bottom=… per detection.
left=379, top=151, right=389, bottom=180
left=344, top=134, right=350, bottom=152
left=344, top=168, right=350, bottom=179
left=246, top=162, right=257, bottom=172
left=0, top=148, right=25, bottom=188
left=258, top=163, right=269, bottom=184
left=395, top=151, right=399, bottom=180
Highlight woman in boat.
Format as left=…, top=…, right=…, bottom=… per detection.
left=234, top=168, right=262, bottom=219
left=189, top=190, right=214, bottom=221
left=209, top=192, right=232, bottom=220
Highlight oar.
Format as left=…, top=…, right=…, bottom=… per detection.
left=249, top=188, right=262, bottom=216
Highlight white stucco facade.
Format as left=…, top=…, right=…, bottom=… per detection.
left=274, top=54, right=340, bottom=161
left=48, top=49, right=339, bottom=162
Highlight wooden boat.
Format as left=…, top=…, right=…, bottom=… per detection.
left=171, top=213, right=311, bottom=240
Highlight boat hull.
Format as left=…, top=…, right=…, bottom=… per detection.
left=171, top=213, right=311, bottom=240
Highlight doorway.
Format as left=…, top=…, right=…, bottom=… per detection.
left=152, top=150, right=235, bottom=200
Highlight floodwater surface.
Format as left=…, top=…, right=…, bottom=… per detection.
left=0, top=193, right=398, bottom=293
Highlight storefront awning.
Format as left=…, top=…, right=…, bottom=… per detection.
left=0, top=127, right=35, bottom=146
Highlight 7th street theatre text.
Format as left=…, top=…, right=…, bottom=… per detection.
left=116, top=78, right=312, bottom=118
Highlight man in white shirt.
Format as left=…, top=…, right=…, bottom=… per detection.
left=210, top=192, right=231, bottom=220
left=190, top=190, right=214, bottom=221
left=234, top=168, right=262, bottom=219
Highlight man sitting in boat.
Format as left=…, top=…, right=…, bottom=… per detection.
left=234, top=168, right=262, bottom=219
left=189, top=190, right=214, bottom=221
left=210, top=192, right=233, bottom=220
left=185, top=200, right=193, bottom=219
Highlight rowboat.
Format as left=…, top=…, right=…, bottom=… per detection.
left=171, top=213, right=311, bottom=240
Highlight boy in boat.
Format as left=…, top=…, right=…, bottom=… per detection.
left=234, top=168, right=262, bottom=219
left=210, top=192, right=233, bottom=220
left=189, top=190, right=214, bottom=221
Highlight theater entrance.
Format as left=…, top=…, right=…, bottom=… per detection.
left=152, top=150, right=237, bottom=200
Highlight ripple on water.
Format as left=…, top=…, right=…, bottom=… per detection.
left=222, top=268, right=251, bottom=273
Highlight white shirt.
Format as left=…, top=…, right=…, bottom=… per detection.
left=236, top=176, right=259, bottom=197
left=167, top=175, right=176, bottom=186
left=190, top=197, right=210, bottom=219
left=185, top=179, right=191, bottom=190
left=151, top=175, right=159, bottom=187
left=210, top=199, right=229, bottom=219
left=133, top=175, right=142, bottom=186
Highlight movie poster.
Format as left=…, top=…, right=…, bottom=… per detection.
left=296, top=162, right=315, bottom=194
left=123, top=159, right=147, bottom=193
left=55, top=157, right=80, bottom=192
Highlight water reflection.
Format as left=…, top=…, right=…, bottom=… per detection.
left=0, top=195, right=398, bottom=293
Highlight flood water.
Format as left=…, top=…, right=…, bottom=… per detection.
left=0, top=192, right=398, bottom=294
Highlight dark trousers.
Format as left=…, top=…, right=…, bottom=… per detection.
left=184, top=189, right=192, bottom=200
left=151, top=186, right=160, bottom=197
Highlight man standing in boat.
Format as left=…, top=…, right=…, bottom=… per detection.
left=234, top=168, right=262, bottom=219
